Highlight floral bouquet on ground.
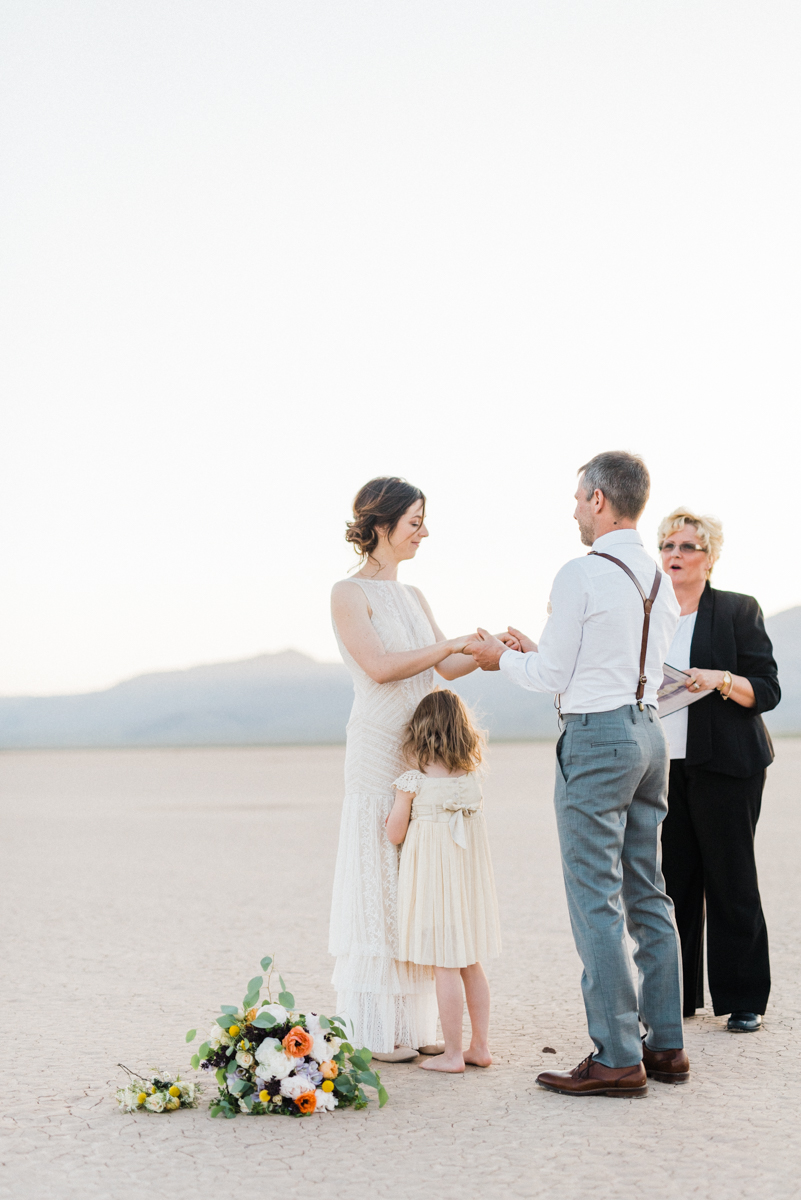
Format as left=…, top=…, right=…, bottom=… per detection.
left=116, top=1065, right=199, bottom=1113
left=186, top=956, right=388, bottom=1118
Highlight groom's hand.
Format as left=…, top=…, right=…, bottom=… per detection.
left=464, top=628, right=508, bottom=672
left=505, top=626, right=538, bottom=654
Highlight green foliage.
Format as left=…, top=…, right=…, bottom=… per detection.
left=220, top=1005, right=239, bottom=1015
left=185, top=1029, right=196, bottom=1043
left=190, top=1054, right=200, bottom=1070
left=260, top=956, right=273, bottom=971
left=247, top=976, right=263, bottom=994
left=198, top=1042, right=210, bottom=1059
left=252, top=1011, right=277, bottom=1029
left=216, top=1015, right=233, bottom=1029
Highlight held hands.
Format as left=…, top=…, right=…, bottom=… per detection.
left=503, top=626, right=537, bottom=655
left=463, top=627, right=523, bottom=672
left=450, top=630, right=525, bottom=658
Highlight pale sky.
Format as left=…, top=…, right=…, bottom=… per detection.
left=2, top=1, right=799, bottom=696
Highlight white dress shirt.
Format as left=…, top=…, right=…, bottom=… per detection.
left=499, top=530, right=680, bottom=714
left=660, top=611, right=698, bottom=758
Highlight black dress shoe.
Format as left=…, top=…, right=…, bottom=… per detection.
left=727, top=1012, right=762, bottom=1032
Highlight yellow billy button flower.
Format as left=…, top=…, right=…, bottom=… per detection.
left=258, top=1090, right=270, bottom=1103
left=168, top=1086, right=181, bottom=1097
left=137, top=1092, right=147, bottom=1105
left=151, top=1086, right=157, bottom=1093
left=228, top=1025, right=240, bottom=1037
left=321, top=1080, right=335, bottom=1093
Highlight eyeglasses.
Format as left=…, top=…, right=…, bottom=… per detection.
left=658, top=541, right=707, bottom=555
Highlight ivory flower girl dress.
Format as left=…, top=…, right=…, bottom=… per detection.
left=392, top=770, right=502, bottom=969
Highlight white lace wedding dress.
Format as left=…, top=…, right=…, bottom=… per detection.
left=329, top=579, right=439, bottom=1053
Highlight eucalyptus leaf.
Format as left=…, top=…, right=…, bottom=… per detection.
left=243, top=993, right=258, bottom=1012
left=241, top=1093, right=255, bottom=1111
left=221, top=1005, right=239, bottom=1015
left=185, top=1029, right=197, bottom=1043
left=198, top=1042, right=210, bottom=1059
left=228, top=1077, right=248, bottom=1094
left=260, top=956, right=273, bottom=971
left=210, top=1105, right=222, bottom=1118
left=190, top=1054, right=200, bottom=1070
left=318, top=1016, right=331, bottom=1030
left=216, top=1068, right=226, bottom=1086
left=378, top=1085, right=389, bottom=1108
left=247, top=975, right=263, bottom=994
left=278, top=991, right=294, bottom=1008
left=279, top=975, right=286, bottom=991
left=216, top=1015, right=233, bottom=1029
left=253, top=1012, right=277, bottom=1028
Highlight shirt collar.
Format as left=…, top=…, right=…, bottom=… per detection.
left=592, top=529, right=644, bottom=552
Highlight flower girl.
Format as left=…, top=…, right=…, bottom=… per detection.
left=386, top=690, right=501, bottom=1073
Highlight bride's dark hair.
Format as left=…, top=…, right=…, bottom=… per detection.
left=346, top=476, right=426, bottom=563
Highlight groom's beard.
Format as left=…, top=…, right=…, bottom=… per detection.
left=577, top=516, right=595, bottom=546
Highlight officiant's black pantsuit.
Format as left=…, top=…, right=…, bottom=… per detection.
left=660, top=583, right=780, bottom=1017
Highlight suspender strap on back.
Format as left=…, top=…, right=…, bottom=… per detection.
left=589, top=551, right=662, bottom=711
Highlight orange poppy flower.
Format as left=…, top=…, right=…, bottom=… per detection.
left=282, top=1026, right=314, bottom=1058
left=294, top=1091, right=316, bottom=1114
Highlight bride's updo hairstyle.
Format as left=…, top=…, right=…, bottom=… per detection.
left=346, top=476, right=426, bottom=563
left=401, top=690, right=485, bottom=774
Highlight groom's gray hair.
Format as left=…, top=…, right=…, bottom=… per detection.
left=578, top=451, right=650, bottom=520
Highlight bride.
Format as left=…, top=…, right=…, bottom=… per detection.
left=330, top=476, right=494, bottom=1061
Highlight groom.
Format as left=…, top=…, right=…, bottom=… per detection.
left=467, top=451, right=690, bottom=1096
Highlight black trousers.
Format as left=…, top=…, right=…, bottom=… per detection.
left=661, top=760, right=771, bottom=1017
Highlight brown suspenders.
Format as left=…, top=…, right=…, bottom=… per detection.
left=588, top=552, right=662, bottom=711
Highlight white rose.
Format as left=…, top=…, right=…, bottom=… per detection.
left=210, top=1023, right=232, bottom=1048
left=314, top=1087, right=338, bottom=1113
left=116, top=1087, right=137, bottom=1112
left=280, top=1074, right=315, bottom=1100
left=178, top=1081, right=195, bottom=1101
left=145, top=1093, right=165, bottom=1112
left=259, top=1003, right=289, bottom=1024
left=235, top=1050, right=254, bottom=1069
left=254, top=1040, right=294, bottom=1080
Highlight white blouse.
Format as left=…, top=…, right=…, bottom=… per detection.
left=661, top=611, right=698, bottom=760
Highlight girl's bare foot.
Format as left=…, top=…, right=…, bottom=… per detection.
left=418, top=1052, right=465, bottom=1073
left=464, top=1045, right=492, bottom=1067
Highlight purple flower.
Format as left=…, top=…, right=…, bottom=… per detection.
left=294, top=1061, right=323, bottom=1087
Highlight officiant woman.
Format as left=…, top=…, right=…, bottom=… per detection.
left=657, top=508, right=780, bottom=1033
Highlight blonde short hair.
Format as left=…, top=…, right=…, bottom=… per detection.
left=657, top=507, right=724, bottom=572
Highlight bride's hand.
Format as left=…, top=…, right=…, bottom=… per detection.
left=497, top=631, right=522, bottom=652
left=449, top=634, right=476, bottom=655
left=504, top=626, right=537, bottom=654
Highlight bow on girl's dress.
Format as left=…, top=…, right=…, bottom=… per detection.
left=441, top=789, right=481, bottom=850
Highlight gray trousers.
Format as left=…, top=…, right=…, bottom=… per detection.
left=555, top=704, right=684, bottom=1067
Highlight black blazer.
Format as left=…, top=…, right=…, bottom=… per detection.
left=686, top=583, right=780, bottom=778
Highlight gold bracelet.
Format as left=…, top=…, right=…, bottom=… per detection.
left=719, top=670, right=733, bottom=699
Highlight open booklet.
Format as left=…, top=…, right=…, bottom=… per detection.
left=658, top=663, right=711, bottom=718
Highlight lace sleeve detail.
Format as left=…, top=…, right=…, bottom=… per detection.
left=392, top=770, right=424, bottom=794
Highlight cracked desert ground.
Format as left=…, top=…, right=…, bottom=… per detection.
left=1, top=740, right=799, bottom=1199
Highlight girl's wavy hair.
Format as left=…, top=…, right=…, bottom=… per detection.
left=346, top=476, right=426, bottom=564
left=401, top=689, right=485, bottom=775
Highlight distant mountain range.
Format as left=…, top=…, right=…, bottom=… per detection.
left=1, top=606, right=799, bottom=748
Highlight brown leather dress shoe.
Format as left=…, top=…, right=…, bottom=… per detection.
left=641, top=1042, right=690, bottom=1083
left=536, top=1054, right=647, bottom=1098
